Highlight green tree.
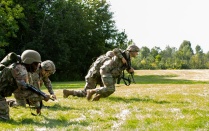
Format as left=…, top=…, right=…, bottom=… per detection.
left=159, top=46, right=177, bottom=69
left=0, top=0, right=24, bottom=57
left=190, top=45, right=205, bottom=69
left=176, top=40, right=194, bottom=69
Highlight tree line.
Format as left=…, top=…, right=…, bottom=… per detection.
left=0, top=0, right=129, bottom=81
left=1, top=0, right=208, bottom=81
left=132, top=40, right=209, bottom=70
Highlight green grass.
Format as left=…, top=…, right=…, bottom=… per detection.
left=2, top=70, right=209, bottom=130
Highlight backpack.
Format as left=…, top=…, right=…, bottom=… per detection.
left=88, top=54, right=111, bottom=78
left=0, top=52, right=21, bottom=71
left=0, top=64, right=17, bottom=97
left=92, top=54, right=110, bottom=71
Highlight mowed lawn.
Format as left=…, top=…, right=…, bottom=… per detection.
left=2, top=70, right=209, bottom=131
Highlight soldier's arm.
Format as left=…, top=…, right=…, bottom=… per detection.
left=113, top=48, right=127, bottom=64
left=43, top=77, right=54, bottom=95
left=11, top=64, right=28, bottom=90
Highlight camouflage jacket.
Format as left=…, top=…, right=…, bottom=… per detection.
left=0, top=63, right=28, bottom=97
left=100, top=48, right=130, bottom=78
left=85, top=49, right=124, bottom=79
left=31, top=68, right=54, bottom=95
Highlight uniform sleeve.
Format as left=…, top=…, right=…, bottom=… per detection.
left=11, top=64, right=28, bottom=90
left=31, top=72, right=40, bottom=88
left=113, top=48, right=123, bottom=59
left=42, top=77, right=54, bottom=94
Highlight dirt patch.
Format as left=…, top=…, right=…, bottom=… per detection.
left=134, top=70, right=209, bottom=81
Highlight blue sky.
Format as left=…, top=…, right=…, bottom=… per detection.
left=109, top=0, right=209, bottom=53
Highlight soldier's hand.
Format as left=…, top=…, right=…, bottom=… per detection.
left=44, top=94, right=50, bottom=102
left=51, top=94, right=57, bottom=100
left=128, top=67, right=134, bottom=74
left=122, top=57, right=127, bottom=64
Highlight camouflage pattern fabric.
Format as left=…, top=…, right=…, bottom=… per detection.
left=0, top=63, right=28, bottom=120
left=0, top=63, right=44, bottom=119
left=31, top=68, right=54, bottom=95
left=0, top=98, right=9, bottom=120
left=95, top=49, right=129, bottom=97
left=72, top=49, right=124, bottom=97
left=14, top=67, right=55, bottom=107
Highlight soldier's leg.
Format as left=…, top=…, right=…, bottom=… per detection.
left=13, top=91, right=26, bottom=107
left=87, top=75, right=115, bottom=101
left=0, top=97, right=10, bottom=120
left=25, top=91, right=46, bottom=115
left=63, top=77, right=97, bottom=98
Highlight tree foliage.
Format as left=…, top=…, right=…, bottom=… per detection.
left=0, top=0, right=24, bottom=57
left=1, top=0, right=128, bottom=81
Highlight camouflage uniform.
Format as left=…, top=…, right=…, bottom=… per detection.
left=0, top=63, right=44, bottom=120
left=14, top=60, right=56, bottom=107
left=0, top=50, right=50, bottom=120
left=86, top=44, right=140, bottom=101
left=63, top=51, right=115, bottom=97
left=95, top=48, right=126, bottom=97
left=31, top=68, right=54, bottom=95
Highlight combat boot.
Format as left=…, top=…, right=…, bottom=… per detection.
left=92, top=94, right=101, bottom=101
left=63, top=89, right=74, bottom=98
left=86, top=89, right=96, bottom=101
left=36, top=108, right=41, bottom=115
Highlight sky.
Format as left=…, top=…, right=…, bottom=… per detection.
left=108, top=0, right=209, bottom=53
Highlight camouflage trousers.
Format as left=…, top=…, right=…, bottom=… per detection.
left=13, top=89, right=44, bottom=108
left=95, top=74, right=116, bottom=98
left=74, top=76, right=103, bottom=97
left=0, top=96, right=9, bottom=120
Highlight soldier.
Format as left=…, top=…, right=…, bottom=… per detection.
left=31, top=60, right=56, bottom=99
left=63, top=51, right=115, bottom=98
left=0, top=50, right=50, bottom=120
left=86, top=44, right=139, bottom=101
left=13, top=60, right=56, bottom=114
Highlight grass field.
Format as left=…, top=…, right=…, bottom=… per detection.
left=1, top=70, right=209, bottom=131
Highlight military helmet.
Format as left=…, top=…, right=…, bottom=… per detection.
left=21, top=50, right=41, bottom=64
left=126, top=44, right=139, bottom=52
left=106, top=51, right=114, bottom=58
left=41, top=60, right=56, bottom=74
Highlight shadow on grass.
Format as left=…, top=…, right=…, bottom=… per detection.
left=52, top=81, right=85, bottom=89
left=133, top=75, right=209, bottom=84
left=108, top=96, right=171, bottom=104
left=41, top=103, right=73, bottom=111
left=3, top=104, right=89, bottom=128
left=52, top=74, right=209, bottom=90
left=3, top=117, right=89, bottom=128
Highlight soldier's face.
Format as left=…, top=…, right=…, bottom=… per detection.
left=130, top=51, right=138, bottom=58
left=31, top=62, right=40, bottom=72
left=41, top=69, right=52, bottom=77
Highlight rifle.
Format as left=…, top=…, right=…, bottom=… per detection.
left=117, top=50, right=136, bottom=85
left=19, top=81, right=54, bottom=101
left=117, top=70, right=136, bottom=86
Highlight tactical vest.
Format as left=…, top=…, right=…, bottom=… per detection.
left=0, top=64, right=17, bottom=97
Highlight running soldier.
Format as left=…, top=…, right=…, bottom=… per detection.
left=63, top=51, right=115, bottom=98
left=86, top=44, right=139, bottom=101
left=0, top=50, right=50, bottom=120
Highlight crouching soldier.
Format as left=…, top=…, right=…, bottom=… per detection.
left=30, top=60, right=56, bottom=108
left=63, top=51, right=114, bottom=98
left=0, top=50, right=50, bottom=120
left=13, top=60, right=56, bottom=114
left=86, top=44, right=139, bottom=101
